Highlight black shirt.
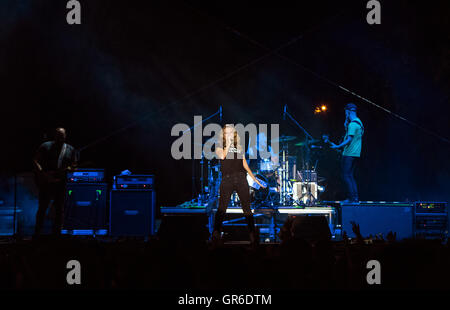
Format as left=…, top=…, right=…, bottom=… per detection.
left=35, top=141, right=78, bottom=171
left=220, top=145, right=246, bottom=176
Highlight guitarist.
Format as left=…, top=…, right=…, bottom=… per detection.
left=329, top=103, right=364, bottom=203
left=33, top=128, right=78, bottom=237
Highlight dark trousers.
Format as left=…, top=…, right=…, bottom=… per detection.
left=214, top=172, right=255, bottom=232
left=35, top=182, right=66, bottom=235
left=341, top=156, right=358, bottom=201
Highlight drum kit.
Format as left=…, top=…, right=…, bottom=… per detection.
left=199, top=134, right=326, bottom=209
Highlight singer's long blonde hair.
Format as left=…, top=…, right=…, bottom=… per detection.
left=219, top=124, right=242, bottom=152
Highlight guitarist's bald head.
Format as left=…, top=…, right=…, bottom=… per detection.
left=55, top=127, right=66, bottom=144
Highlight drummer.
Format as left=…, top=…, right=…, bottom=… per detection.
left=247, top=132, right=279, bottom=173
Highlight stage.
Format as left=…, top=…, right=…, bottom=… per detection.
left=160, top=201, right=448, bottom=243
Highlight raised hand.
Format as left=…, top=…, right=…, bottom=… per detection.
left=350, top=221, right=361, bottom=236
left=386, top=231, right=396, bottom=243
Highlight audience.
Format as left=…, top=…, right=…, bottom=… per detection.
left=0, top=221, right=449, bottom=289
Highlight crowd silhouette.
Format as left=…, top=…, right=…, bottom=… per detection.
left=0, top=220, right=449, bottom=290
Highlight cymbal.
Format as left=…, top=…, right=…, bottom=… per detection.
left=294, top=138, right=320, bottom=146
left=271, top=135, right=297, bottom=143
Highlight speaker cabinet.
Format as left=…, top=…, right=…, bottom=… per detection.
left=64, top=183, right=108, bottom=230
left=0, top=207, right=18, bottom=236
left=110, top=189, right=156, bottom=236
left=341, top=204, right=414, bottom=240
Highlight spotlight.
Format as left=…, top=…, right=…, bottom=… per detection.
left=315, top=104, right=328, bottom=114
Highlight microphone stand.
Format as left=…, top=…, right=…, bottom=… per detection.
left=13, top=172, right=17, bottom=239
left=284, top=107, right=314, bottom=141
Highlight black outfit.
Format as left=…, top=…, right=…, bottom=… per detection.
left=213, top=145, right=256, bottom=237
left=34, top=141, right=78, bottom=236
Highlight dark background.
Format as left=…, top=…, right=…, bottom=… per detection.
left=0, top=0, right=449, bottom=210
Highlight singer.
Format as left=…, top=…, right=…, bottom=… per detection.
left=212, top=124, right=266, bottom=246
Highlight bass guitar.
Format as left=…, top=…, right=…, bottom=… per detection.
left=322, top=134, right=342, bottom=155
left=34, top=166, right=75, bottom=188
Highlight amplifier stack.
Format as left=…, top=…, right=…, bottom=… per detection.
left=110, top=174, right=156, bottom=237
left=338, top=201, right=448, bottom=241
left=64, top=170, right=156, bottom=237
left=64, top=169, right=107, bottom=234
left=414, top=202, right=448, bottom=240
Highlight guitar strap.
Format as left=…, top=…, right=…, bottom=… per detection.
left=57, top=143, right=67, bottom=169
left=348, top=119, right=364, bottom=136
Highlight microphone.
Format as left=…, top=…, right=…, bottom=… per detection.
left=219, top=106, right=222, bottom=122
left=283, top=105, right=287, bottom=120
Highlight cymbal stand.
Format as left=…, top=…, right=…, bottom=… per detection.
left=283, top=105, right=317, bottom=207
left=279, top=142, right=289, bottom=206
left=200, top=151, right=205, bottom=204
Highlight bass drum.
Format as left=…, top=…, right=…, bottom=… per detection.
left=249, top=173, right=269, bottom=205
